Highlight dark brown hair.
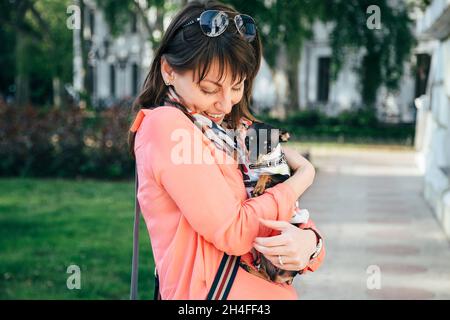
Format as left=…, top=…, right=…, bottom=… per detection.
left=128, top=0, right=262, bottom=158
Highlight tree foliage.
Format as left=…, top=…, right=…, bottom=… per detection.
left=323, top=0, right=416, bottom=107
left=0, top=0, right=73, bottom=106
left=96, top=0, right=171, bottom=49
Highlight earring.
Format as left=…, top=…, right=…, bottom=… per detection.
left=166, top=74, right=175, bottom=86
left=165, top=76, right=173, bottom=86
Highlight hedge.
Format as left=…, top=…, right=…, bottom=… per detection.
left=0, top=101, right=135, bottom=179
left=0, top=103, right=415, bottom=179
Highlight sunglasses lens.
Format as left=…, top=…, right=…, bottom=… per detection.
left=200, top=10, right=229, bottom=37
left=235, top=14, right=256, bottom=42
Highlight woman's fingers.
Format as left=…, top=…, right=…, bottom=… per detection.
left=253, top=243, right=292, bottom=257
left=254, top=234, right=287, bottom=247
left=258, top=218, right=291, bottom=231
left=263, top=254, right=307, bottom=271
left=256, top=219, right=298, bottom=246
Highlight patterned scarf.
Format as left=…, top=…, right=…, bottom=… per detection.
left=165, top=87, right=252, bottom=173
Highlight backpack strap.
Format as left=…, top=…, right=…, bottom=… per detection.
left=207, top=254, right=240, bottom=300
left=130, top=164, right=140, bottom=300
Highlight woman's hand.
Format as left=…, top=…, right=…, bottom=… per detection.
left=253, top=218, right=317, bottom=271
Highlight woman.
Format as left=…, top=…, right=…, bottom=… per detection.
left=128, top=0, right=325, bottom=300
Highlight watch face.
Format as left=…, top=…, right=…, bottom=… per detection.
left=312, top=239, right=323, bottom=259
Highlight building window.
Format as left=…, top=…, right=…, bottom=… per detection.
left=89, top=9, right=95, bottom=37
left=132, top=63, right=139, bottom=96
left=87, top=65, right=95, bottom=96
left=317, top=57, right=331, bottom=103
left=131, top=12, right=138, bottom=33
left=110, top=64, right=116, bottom=97
left=415, top=53, right=431, bottom=98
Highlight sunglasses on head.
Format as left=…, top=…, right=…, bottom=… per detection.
left=181, top=10, right=257, bottom=42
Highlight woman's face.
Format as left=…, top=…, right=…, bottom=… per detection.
left=161, top=57, right=246, bottom=125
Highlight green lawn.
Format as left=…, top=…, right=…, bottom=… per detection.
left=0, top=178, right=155, bottom=299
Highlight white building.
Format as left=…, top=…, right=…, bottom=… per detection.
left=297, top=20, right=417, bottom=122
left=73, top=0, right=155, bottom=107
left=414, top=0, right=450, bottom=238
left=73, top=1, right=419, bottom=122
left=250, top=19, right=417, bottom=122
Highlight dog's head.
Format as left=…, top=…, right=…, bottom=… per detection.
left=244, top=122, right=290, bottom=164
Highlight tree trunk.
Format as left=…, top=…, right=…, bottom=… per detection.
left=81, top=0, right=89, bottom=92
left=15, top=32, right=30, bottom=107
left=74, top=0, right=89, bottom=104
left=155, top=5, right=165, bottom=33
left=52, top=77, right=62, bottom=108
left=134, top=1, right=165, bottom=41
left=286, top=45, right=301, bottom=116
left=133, top=1, right=152, bottom=38
left=270, top=45, right=288, bottom=120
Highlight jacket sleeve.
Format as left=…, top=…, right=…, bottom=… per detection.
left=135, top=107, right=298, bottom=256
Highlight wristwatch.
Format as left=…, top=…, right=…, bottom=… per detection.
left=304, top=228, right=323, bottom=259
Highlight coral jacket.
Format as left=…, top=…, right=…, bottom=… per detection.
left=132, top=106, right=325, bottom=299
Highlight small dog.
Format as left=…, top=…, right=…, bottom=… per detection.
left=238, top=122, right=310, bottom=284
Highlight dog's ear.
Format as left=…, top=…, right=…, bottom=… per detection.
left=279, top=129, right=290, bottom=142
left=268, top=128, right=280, bottom=153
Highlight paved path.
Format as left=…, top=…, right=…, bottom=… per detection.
left=292, top=146, right=450, bottom=299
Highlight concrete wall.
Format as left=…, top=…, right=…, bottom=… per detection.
left=415, top=0, right=450, bottom=239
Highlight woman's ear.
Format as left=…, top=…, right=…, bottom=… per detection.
left=160, top=56, right=175, bottom=84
